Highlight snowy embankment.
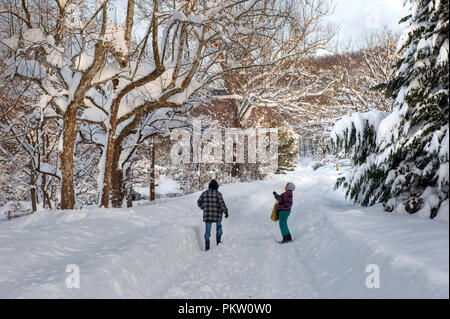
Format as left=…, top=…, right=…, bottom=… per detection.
left=0, top=161, right=448, bottom=298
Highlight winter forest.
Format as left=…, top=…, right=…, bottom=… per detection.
left=0, top=0, right=448, bottom=299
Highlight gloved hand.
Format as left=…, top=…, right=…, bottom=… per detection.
left=225, top=212, right=229, bottom=218
left=273, top=191, right=277, bottom=196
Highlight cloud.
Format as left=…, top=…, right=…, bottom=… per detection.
left=326, top=0, right=410, bottom=45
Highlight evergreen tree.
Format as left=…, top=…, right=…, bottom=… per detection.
left=332, top=0, right=449, bottom=219
left=331, top=111, right=389, bottom=206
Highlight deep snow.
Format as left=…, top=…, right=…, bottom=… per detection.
left=0, top=161, right=448, bottom=298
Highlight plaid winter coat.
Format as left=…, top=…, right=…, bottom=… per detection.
left=197, top=189, right=228, bottom=222
left=274, top=190, right=293, bottom=211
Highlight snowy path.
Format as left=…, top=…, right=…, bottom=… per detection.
left=0, top=162, right=448, bottom=298
left=158, top=188, right=318, bottom=299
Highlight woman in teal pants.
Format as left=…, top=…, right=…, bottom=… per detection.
left=273, top=182, right=295, bottom=243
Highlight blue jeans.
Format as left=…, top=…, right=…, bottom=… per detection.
left=204, top=221, right=223, bottom=242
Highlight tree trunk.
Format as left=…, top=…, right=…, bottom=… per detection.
left=30, top=169, right=37, bottom=212
left=110, top=140, right=125, bottom=208
left=231, top=101, right=242, bottom=179
left=60, top=108, right=77, bottom=210
left=100, top=137, right=114, bottom=208
left=41, top=173, right=47, bottom=209
left=197, top=163, right=202, bottom=189
left=126, top=192, right=133, bottom=208
left=41, top=132, right=47, bottom=209
left=100, top=113, right=122, bottom=208
left=149, top=137, right=156, bottom=201
left=111, top=166, right=124, bottom=208
left=100, top=93, right=122, bottom=208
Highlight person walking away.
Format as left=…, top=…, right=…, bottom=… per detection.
left=273, top=182, right=295, bottom=243
left=197, top=179, right=229, bottom=251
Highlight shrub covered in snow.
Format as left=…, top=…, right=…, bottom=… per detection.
left=0, top=201, right=32, bottom=220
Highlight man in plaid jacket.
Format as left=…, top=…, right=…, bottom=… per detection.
left=197, top=179, right=228, bottom=251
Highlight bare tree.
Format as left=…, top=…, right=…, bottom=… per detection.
left=218, top=0, right=338, bottom=128
left=0, top=0, right=114, bottom=209
left=0, top=52, right=60, bottom=211
left=0, top=0, right=297, bottom=208
left=335, top=28, right=400, bottom=112
left=81, top=0, right=317, bottom=207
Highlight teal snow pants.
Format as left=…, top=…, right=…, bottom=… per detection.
left=278, top=210, right=291, bottom=236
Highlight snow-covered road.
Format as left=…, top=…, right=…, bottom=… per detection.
left=0, top=162, right=448, bottom=298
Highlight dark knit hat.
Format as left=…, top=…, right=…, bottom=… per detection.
left=208, top=179, right=219, bottom=190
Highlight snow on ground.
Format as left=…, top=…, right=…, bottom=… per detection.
left=134, top=177, right=182, bottom=199
left=0, top=162, right=448, bottom=298
left=156, top=176, right=182, bottom=195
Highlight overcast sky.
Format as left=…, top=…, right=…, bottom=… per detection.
left=325, top=0, right=410, bottom=47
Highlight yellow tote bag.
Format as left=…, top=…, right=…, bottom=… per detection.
left=270, top=200, right=279, bottom=221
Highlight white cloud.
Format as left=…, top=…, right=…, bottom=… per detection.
left=326, top=0, right=410, bottom=46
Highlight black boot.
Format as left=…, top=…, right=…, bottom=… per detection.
left=205, top=241, right=210, bottom=251
left=216, top=236, right=221, bottom=245
left=286, top=234, right=292, bottom=242
left=280, top=235, right=289, bottom=243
